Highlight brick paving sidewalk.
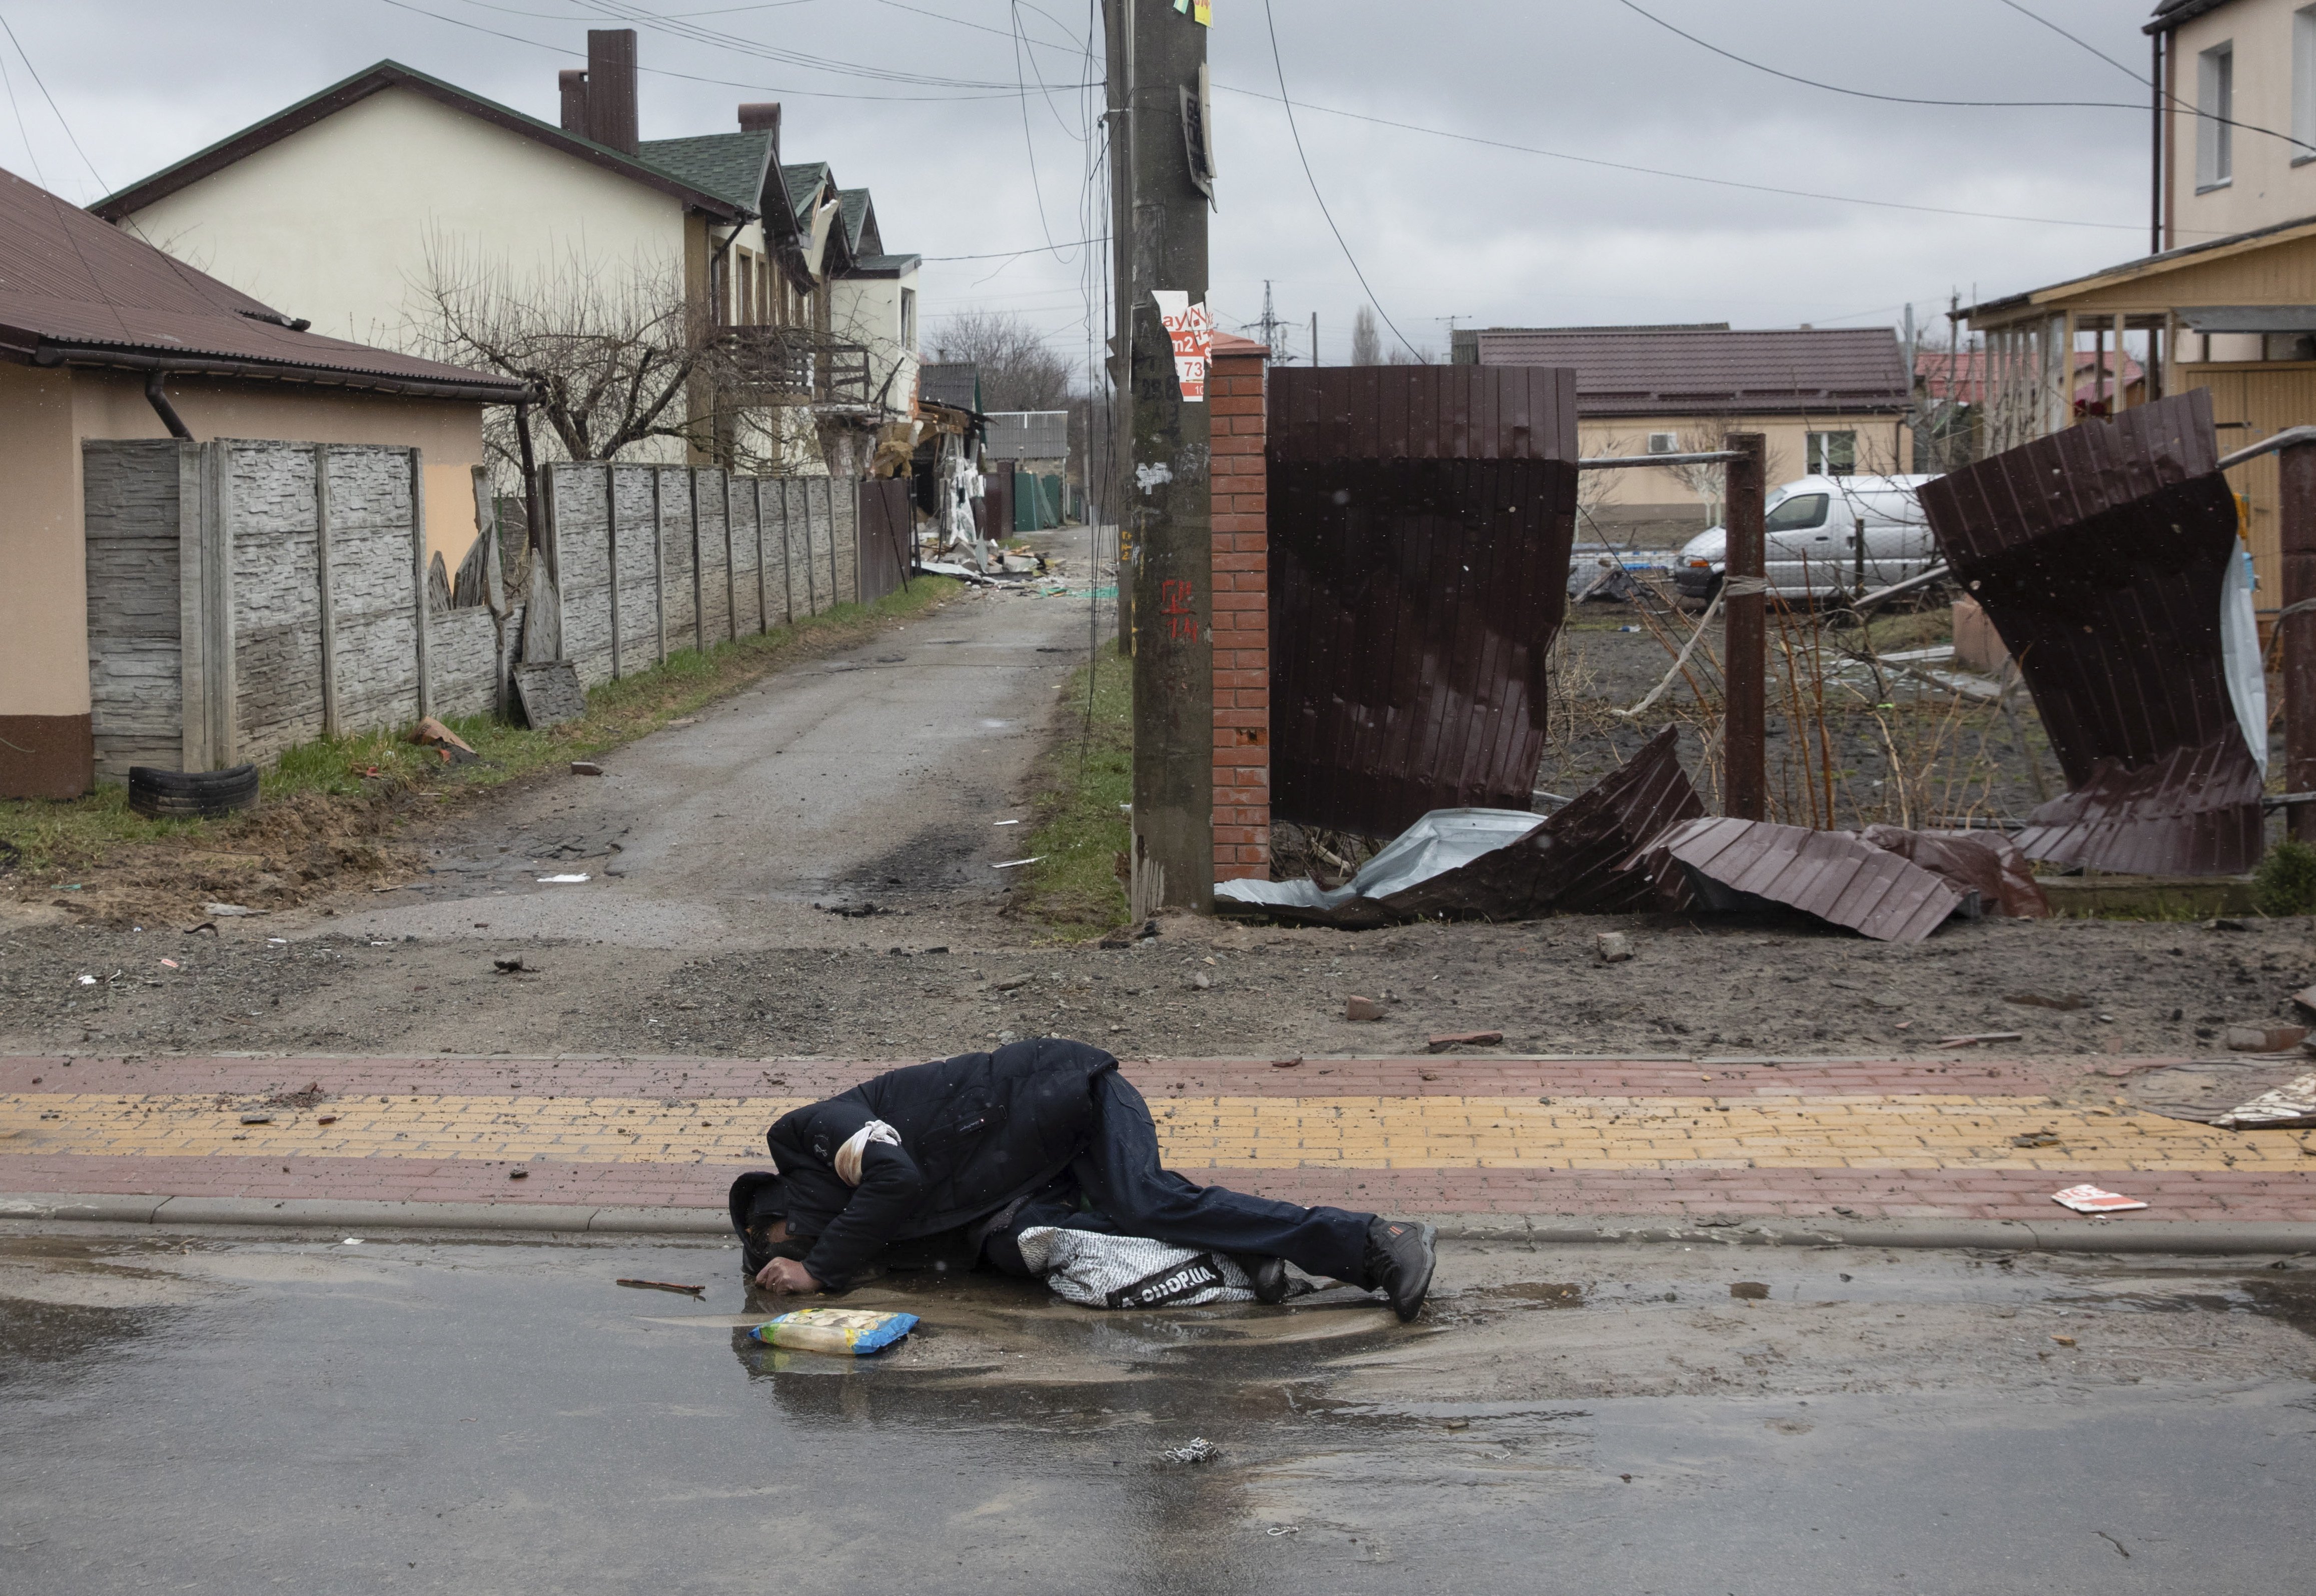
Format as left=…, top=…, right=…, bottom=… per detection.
left=4, top=1051, right=2312, bottom=1225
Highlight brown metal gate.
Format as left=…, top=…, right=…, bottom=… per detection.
left=1267, top=365, right=1579, bottom=838
left=857, top=477, right=913, bottom=605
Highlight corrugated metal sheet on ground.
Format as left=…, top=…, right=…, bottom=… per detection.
left=1647, top=818, right=1964, bottom=943
left=1267, top=364, right=1579, bottom=839
left=1916, top=391, right=2264, bottom=876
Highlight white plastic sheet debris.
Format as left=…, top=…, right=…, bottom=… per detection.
left=2051, top=1184, right=2148, bottom=1214
left=536, top=874, right=590, bottom=884
left=1215, top=809, right=1545, bottom=920
left=1014, top=1226, right=1257, bottom=1309
left=2221, top=548, right=2270, bottom=776
left=2215, top=1072, right=2316, bottom=1129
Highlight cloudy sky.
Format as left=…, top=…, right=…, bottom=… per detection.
left=3, top=1, right=2169, bottom=368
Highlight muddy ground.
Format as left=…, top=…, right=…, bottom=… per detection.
left=2, top=907, right=2309, bottom=1063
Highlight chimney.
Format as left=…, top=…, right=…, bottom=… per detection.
left=558, top=69, right=588, bottom=136
left=584, top=29, right=638, bottom=155
left=738, top=102, right=782, bottom=136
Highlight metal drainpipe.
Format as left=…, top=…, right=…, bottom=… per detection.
left=144, top=371, right=192, bottom=440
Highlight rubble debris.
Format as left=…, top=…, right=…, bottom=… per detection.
left=1860, top=825, right=2051, bottom=918
left=1427, top=1030, right=1503, bottom=1052
left=536, top=873, right=589, bottom=884
left=2004, top=992, right=2087, bottom=1011
left=2010, top=1130, right=2061, bottom=1148
left=569, top=760, right=604, bottom=776
left=494, top=958, right=534, bottom=974
left=2293, top=985, right=2316, bottom=1018
left=238, top=1112, right=273, bottom=1125
left=995, top=974, right=1031, bottom=991
left=408, top=716, right=478, bottom=762
left=2214, top=1072, right=2316, bottom=1130
left=1595, top=932, right=1632, bottom=963
left=513, top=661, right=589, bottom=730
left=1729, top=1282, right=1770, bottom=1300
left=1218, top=726, right=1702, bottom=926
left=615, top=1278, right=707, bottom=1297
left=2226, top=1023, right=2309, bottom=1053
left=202, top=903, right=263, bottom=917
left=1642, top=819, right=1968, bottom=943
left=2052, top=1335, right=2077, bottom=1347
left=992, top=856, right=1046, bottom=870
left=1345, top=995, right=1386, bottom=1022
left=1160, top=1439, right=1218, bottom=1465
left=1918, top=392, right=2267, bottom=877
left=508, top=1168, right=528, bottom=1180
left=2051, top=1184, right=2148, bottom=1215
left=814, top=902, right=886, bottom=918
left=1937, top=1031, right=2024, bottom=1048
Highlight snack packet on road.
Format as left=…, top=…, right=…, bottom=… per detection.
left=748, top=1307, right=919, bottom=1356
left=2051, top=1184, right=2148, bottom=1214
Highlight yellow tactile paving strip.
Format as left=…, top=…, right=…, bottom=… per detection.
left=2, top=1092, right=2308, bottom=1173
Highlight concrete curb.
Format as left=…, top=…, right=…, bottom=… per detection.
left=3, top=1193, right=2312, bottom=1254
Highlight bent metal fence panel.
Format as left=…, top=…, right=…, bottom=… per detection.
left=1916, top=390, right=2264, bottom=876
left=1267, top=364, right=1579, bottom=838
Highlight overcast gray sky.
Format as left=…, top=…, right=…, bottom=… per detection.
left=3, top=1, right=2167, bottom=367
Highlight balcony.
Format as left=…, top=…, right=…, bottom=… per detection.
left=720, top=325, right=872, bottom=409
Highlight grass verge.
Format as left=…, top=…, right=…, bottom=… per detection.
left=1013, top=640, right=1132, bottom=936
left=0, top=578, right=958, bottom=908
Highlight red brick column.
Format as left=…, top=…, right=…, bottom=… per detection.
left=1208, top=333, right=1270, bottom=883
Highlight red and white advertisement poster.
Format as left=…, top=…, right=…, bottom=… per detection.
left=2051, top=1184, right=2148, bottom=1214
left=1151, top=289, right=1211, bottom=403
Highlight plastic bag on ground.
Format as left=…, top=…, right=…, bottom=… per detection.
left=1015, top=1226, right=1256, bottom=1309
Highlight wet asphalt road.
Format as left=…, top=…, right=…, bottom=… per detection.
left=4, top=1231, right=2312, bottom=1594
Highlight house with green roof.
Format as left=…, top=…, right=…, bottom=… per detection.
left=93, top=30, right=919, bottom=481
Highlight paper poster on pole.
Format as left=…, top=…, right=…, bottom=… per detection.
left=1151, top=290, right=1211, bottom=403
left=1173, top=0, right=1211, bottom=22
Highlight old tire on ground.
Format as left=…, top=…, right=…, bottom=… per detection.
left=127, top=763, right=260, bottom=820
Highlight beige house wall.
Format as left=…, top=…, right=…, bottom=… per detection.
left=0, top=363, right=91, bottom=718
left=832, top=268, right=921, bottom=416
left=2166, top=0, right=2316, bottom=245
left=1575, top=413, right=1913, bottom=541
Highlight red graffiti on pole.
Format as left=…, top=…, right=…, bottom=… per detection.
left=1160, top=578, right=1200, bottom=642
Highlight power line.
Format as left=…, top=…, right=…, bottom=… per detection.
left=1262, top=0, right=1418, bottom=359
left=1614, top=0, right=2146, bottom=111
left=0, top=9, right=105, bottom=191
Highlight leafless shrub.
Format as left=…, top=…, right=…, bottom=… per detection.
left=928, top=310, right=1074, bottom=412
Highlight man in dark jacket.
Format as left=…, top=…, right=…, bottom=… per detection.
left=729, top=1037, right=1438, bottom=1321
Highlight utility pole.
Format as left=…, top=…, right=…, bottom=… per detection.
left=1106, top=0, right=1212, bottom=915
left=1722, top=433, right=1768, bottom=821
left=1309, top=312, right=1318, bottom=367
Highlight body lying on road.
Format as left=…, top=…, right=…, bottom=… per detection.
left=728, top=1038, right=1437, bottom=1320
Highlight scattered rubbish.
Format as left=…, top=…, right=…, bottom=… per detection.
left=2010, top=1130, right=2062, bottom=1148
left=1271, top=1056, right=1303, bottom=1069
left=158, top=959, right=178, bottom=969
left=536, top=874, right=590, bottom=884
left=267, top=937, right=287, bottom=945
left=1860, top=826, right=2051, bottom=918
left=1160, top=1439, right=1218, bottom=1465
left=2293, top=985, right=2316, bottom=1019
left=1187, top=971, right=1212, bottom=991
left=185, top=923, right=217, bottom=936
left=1729, top=1282, right=1770, bottom=1300
left=342, top=1237, right=362, bottom=1245
left=1138, top=920, right=1160, bottom=940
left=1938, top=1031, right=2024, bottom=1048
left=569, top=760, right=604, bottom=776
left=507, top=1169, right=528, bottom=1180
left=992, top=856, right=1046, bottom=870
left=1595, top=932, right=1632, bottom=963
left=512, top=661, right=588, bottom=729
left=203, top=903, right=263, bottom=917
left=1644, top=819, right=1968, bottom=943
left=2131, top=1057, right=2316, bottom=1125
left=993, top=819, right=1021, bottom=826
left=995, top=974, right=1031, bottom=991
left=239, top=1112, right=273, bottom=1125
left=815, top=901, right=887, bottom=918
left=615, top=1278, right=707, bottom=1297
left=2225, top=1023, right=2308, bottom=1054
left=2214, top=1072, right=2316, bottom=1130
left=317, top=1115, right=338, bottom=1126
left=75, top=974, right=95, bottom=986
left=1428, top=1030, right=1503, bottom=1052
left=666, top=716, right=699, bottom=727
left=408, top=717, right=479, bottom=763
left=2052, top=1334, right=2077, bottom=1347
left=1018, top=1228, right=1259, bottom=1308
left=1345, top=995, right=1386, bottom=1022
left=2052, top=1184, right=2148, bottom=1214
left=2005, top=993, right=2088, bottom=1012
left=2207, top=917, right=2249, bottom=932
left=748, top=1307, right=919, bottom=1356
left=494, top=958, right=534, bottom=974
left=1920, top=393, right=2265, bottom=878
left=1221, top=728, right=1704, bottom=926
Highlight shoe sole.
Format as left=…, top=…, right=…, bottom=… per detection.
left=1394, top=1223, right=1438, bottom=1322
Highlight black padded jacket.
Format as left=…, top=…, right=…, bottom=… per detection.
left=764, top=1038, right=1117, bottom=1289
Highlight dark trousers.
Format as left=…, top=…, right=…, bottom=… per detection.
left=985, top=1070, right=1374, bottom=1283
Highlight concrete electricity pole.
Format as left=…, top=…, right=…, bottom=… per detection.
left=1105, top=0, right=1213, bottom=915
left=1722, top=433, right=1768, bottom=821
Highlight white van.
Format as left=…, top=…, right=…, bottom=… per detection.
left=1674, top=474, right=1942, bottom=602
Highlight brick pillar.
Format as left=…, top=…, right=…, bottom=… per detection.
left=1208, top=333, right=1270, bottom=882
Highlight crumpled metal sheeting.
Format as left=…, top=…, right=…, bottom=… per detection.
left=1215, top=725, right=1704, bottom=926
left=1915, top=391, right=2263, bottom=875
left=1858, top=825, right=2052, bottom=918
left=1644, top=818, right=1966, bottom=944
left=2013, top=733, right=2265, bottom=877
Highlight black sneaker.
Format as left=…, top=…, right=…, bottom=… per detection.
left=1232, top=1254, right=1290, bottom=1305
left=1363, top=1218, right=1437, bottom=1322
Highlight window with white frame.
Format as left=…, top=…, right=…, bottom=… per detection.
left=901, top=287, right=917, bottom=350
left=1646, top=431, right=1678, bottom=454
left=2199, top=41, right=2234, bottom=189
left=2296, top=8, right=2316, bottom=159
left=1807, top=430, right=1856, bottom=476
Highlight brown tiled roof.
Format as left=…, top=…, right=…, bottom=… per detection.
left=0, top=164, right=525, bottom=399
left=1472, top=326, right=1908, bottom=418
